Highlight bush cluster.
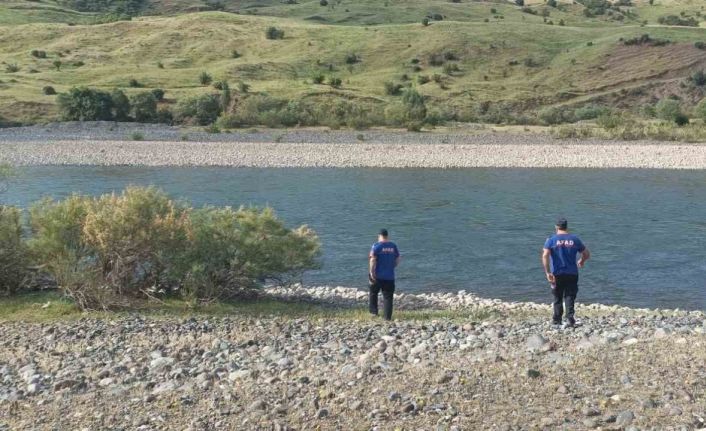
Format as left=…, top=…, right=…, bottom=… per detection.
left=24, top=187, right=320, bottom=309
left=0, top=206, right=29, bottom=295
left=266, top=27, right=285, bottom=40
left=622, top=34, right=670, bottom=47
left=657, top=15, right=699, bottom=27
left=57, top=87, right=169, bottom=123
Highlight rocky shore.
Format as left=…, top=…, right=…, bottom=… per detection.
left=2, top=285, right=705, bottom=430
left=1, top=122, right=706, bottom=169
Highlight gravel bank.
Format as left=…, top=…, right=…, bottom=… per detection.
left=2, top=122, right=706, bottom=169
left=2, top=140, right=706, bottom=169
left=1, top=286, right=705, bottom=430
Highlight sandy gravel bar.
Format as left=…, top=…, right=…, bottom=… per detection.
left=2, top=139, right=706, bottom=169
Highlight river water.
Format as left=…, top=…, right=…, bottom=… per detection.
left=4, top=166, right=706, bottom=310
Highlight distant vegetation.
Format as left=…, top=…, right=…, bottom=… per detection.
left=1, top=0, right=706, bottom=135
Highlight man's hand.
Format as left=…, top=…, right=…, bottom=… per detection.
left=546, top=272, right=555, bottom=284
left=368, top=273, right=376, bottom=283
left=577, top=259, right=585, bottom=268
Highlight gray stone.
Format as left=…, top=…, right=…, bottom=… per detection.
left=315, top=408, right=329, bottom=419
left=616, top=410, right=635, bottom=426
left=149, top=357, right=175, bottom=371
left=151, top=381, right=177, bottom=396
left=526, top=334, right=549, bottom=352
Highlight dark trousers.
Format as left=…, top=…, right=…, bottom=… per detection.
left=369, top=279, right=395, bottom=320
left=552, top=274, right=578, bottom=324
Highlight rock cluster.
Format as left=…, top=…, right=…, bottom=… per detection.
left=1, top=286, right=705, bottom=430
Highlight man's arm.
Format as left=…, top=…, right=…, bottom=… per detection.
left=395, top=256, right=401, bottom=267
left=542, top=249, right=555, bottom=283
left=578, top=248, right=590, bottom=268
left=369, top=255, right=377, bottom=280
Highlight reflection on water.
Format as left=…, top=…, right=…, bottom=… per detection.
left=4, top=166, right=706, bottom=310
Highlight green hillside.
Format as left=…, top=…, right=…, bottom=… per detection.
left=1, top=0, right=706, bottom=127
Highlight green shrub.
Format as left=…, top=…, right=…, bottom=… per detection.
left=174, top=94, right=222, bottom=126
left=655, top=99, right=682, bottom=122
left=320, top=0, right=328, bottom=5
left=574, top=104, right=610, bottom=121
left=43, top=86, right=57, bottom=95
left=695, top=42, right=706, bottom=50
left=690, top=70, right=706, bottom=87
left=156, top=107, right=173, bottom=125
left=28, top=187, right=320, bottom=308
left=345, top=53, right=359, bottom=64
left=128, top=78, right=141, bottom=88
left=674, top=113, right=689, bottom=126
left=199, top=72, right=213, bottom=86
left=58, top=87, right=115, bottom=121
left=130, top=92, right=158, bottom=123
left=442, top=63, right=460, bottom=75
left=111, top=88, right=131, bottom=121
left=5, top=64, right=20, bottom=73
left=181, top=207, right=320, bottom=300
left=52, top=60, right=62, bottom=71
left=238, top=82, right=250, bottom=93
left=538, top=106, right=572, bottom=125
left=385, top=88, right=427, bottom=128
left=0, top=206, right=29, bottom=295
left=694, top=98, right=706, bottom=121
left=328, top=76, right=342, bottom=88
left=130, top=131, right=144, bottom=140
left=384, top=81, right=403, bottom=95
left=596, top=113, right=624, bottom=129
left=657, top=15, right=698, bottom=27
left=515, top=0, right=524, bottom=5
left=266, top=26, right=285, bottom=40
left=422, top=18, right=430, bottom=26
left=417, top=75, right=430, bottom=85
left=312, top=74, right=325, bottom=84
left=151, top=88, right=165, bottom=101
left=30, top=49, right=47, bottom=58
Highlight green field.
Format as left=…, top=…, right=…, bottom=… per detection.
left=1, top=0, right=705, bottom=125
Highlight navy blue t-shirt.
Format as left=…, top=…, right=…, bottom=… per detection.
left=543, top=233, right=585, bottom=275
left=370, top=241, right=400, bottom=281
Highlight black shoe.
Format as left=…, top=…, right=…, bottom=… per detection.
left=567, top=318, right=576, bottom=327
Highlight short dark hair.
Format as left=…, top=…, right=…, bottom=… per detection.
left=556, top=218, right=568, bottom=230
left=379, top=228, right=389, bottom=237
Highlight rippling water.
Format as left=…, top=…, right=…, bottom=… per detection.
left=5, top=166, right=706, bottom=309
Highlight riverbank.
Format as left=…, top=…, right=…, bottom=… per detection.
left=1, top=123, right=706, bottom=169
left=1, top=286, right=705, bottom=430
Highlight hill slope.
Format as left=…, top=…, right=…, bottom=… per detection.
left=0, top=1, right=705, bottom=125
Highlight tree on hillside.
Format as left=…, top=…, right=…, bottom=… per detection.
left=57, top=87, right=114, bottom=121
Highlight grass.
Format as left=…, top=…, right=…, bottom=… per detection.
left=0, top=290, right=500, bottom=323
left=0, top=1, right=704, bottom=125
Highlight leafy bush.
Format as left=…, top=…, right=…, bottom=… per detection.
left=385, top=88, right=427, bottom=128
left=53, top=60, right=62, bottom=71
left=657, top=15, right=698, bottom=27
left=384, top=81, right=403, bottom=96
left=27, top=187, right=320, bottom=308
left=328, top=76, right=342, bottom=88
left=130, top=131, right=144, bottom=140
left=345, top=53, right=359, bottom=64
left=156, top=108, right=173, bottom=125
left=696, top=42, right=706, bottom=50
left=238, top=82, right=250, bottom=93
left=181, top=207, right=320, bottom=300
left=111, top=89, right=131, bottom=121
left=266, top=27, right=285, bottom=40
left=58, top=87, right=115, bottom=121
left=130, top=92, right=158, bottom=122
left=417, top=75, right=430, bottom=85
left=422, top=18, right=430, bottom=26
left=442, top=63, right=460, bottom=75
left=538, top=106, right=573, bottom=125
left=151, top=88, right=165, bottom=101
left=674, top=113, right=689, bottom=126
left=0, top=206, right=29, bottom=295
left=320, top=0, right=328, bottom=5
left=515, top=0, right=524, bottom=6
left=690, top=70, right=706, bottom=87
left=622, top=34, right=670, bottom=47
left=128, top=78, right=141, bottom=88
left=655, top=99, right=682, bottom=122
left=312, top=74, right=325, bottom=84
left=199, top=72, right=213, bottom=86
left=5, top=64, right=20, bottom=73
left=30, top=50, right=47, bottom=58
left=574, top=104, right=610, bottom=121
left=174, top=94, right=222, bottom=126
left=43, top=86, right=57, bottom=95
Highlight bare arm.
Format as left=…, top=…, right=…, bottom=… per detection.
left=578, top=248, right=590, bottom=268
left=395, top=256, right=401, bottom=267
left=541, top=249, right=555, bottom=283
left=369, top=255, right=377, bottom=280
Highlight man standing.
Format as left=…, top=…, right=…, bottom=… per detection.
left=369, top=229, right=400, bottom=320
left=542, top=218, right=590, bottom=328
